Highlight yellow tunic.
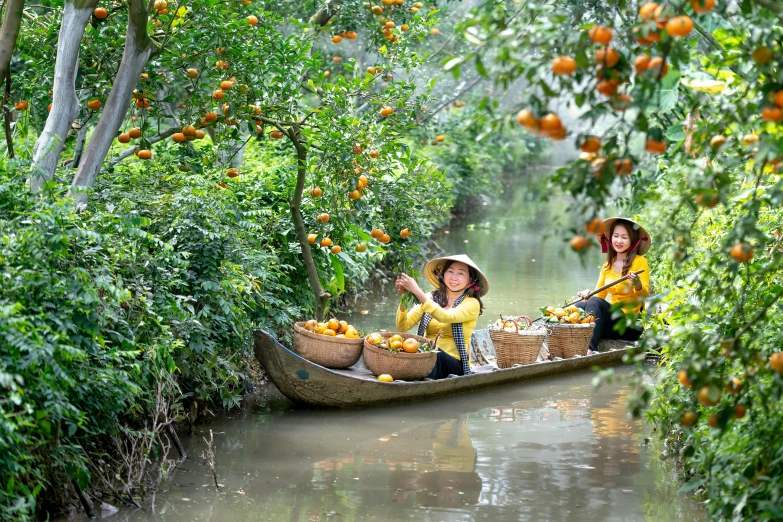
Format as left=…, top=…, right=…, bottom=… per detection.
left=593, top=255, right=650, bottom=314
left=396, top=296, right=480, bottom=365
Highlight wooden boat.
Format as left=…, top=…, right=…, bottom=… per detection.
left=253, top=328, right=638, bottom=408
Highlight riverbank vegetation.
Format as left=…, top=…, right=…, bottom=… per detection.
left=2, top=0, right=782, bottom=519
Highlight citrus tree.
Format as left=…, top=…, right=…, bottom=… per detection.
left=437, top=0, right=783, bottom=518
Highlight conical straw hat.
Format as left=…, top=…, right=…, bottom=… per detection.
left=423, top=254, right=489, bottom=297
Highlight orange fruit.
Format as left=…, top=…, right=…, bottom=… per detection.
left=645, top=138, right=667, bottom=155
left=378, top=374, right=393, bottom=382
left=117, top=133, right=131, bottom=144
left=331, top=34, right=342, bottom=43
left=94, top=7, right=108, bottom=19
left=762, top=107, right=783, bottom=122
left=380, top=106, right=393, bottom=116
left=247, top=14, right=258, bottom=25
left=305, top=319, right=318, bottom=331
left=129, top=127, right=142, bottom=139
left=337, top=320, right=349, bottom=334
left=734, top=404, right=746, bottom=419
left=634, top=55, right=651, bottom=74
left=348, top=190, right=361, bottom=200
left=371, top=228, right=384, bottom=238
left=595, top=47, right=619, bottom=68
left=314, top=322, right=327, bottom=334
left=709, top=135, right=726, bottom=150
left=614, top=158, right=633, bottom=175
left=172, top=132, right=186, bottom=143
left=677, top=369, right=692, bottom=388
left=430, top=28, right=440, bottom=35
left=186, top=68, right=198, bottom=78
left=552, top=56, right=577, bottom=76
left=596, top=79, right=619, bottom=96
left=87, top=99, right=102, bottom=110
left=212, top=89, right=224, bottom=100
left=379, top=233, right=391, bottom=243
left=585, top=217, right=602, bottom=234
left=730, top=242, right=753, bottom=263
left=707, top=413, right=719, bottom=429
left=696, top=193, right=719, bottom=208
left=681, top=411, right=698, bottom=428
left=307, top=233, right=317, bottom=244
left=742, top=133, right=759, bottom=147
left=323, top=328, right=337, bottom=336
left=539, top=113, right=562, bottom=132
left=309, top=187, right=323, bottom=197
left=569, top=235, right=590, bottom=251
left=588, top=25, right=612, bottom=45
left=356, top=242, right=367, bottom=252
left=770, top=352, right=783, bottom=373
left=653, top=4, right=672, bottom=27
left=697, top=385, right=720, bottom=406
left=402, top=338, right=419, bottom=353
left=220, top=80, right=233, bottom=91
left=320, top=237, right=333, bottom=247
left=400, top=228, right=411, bottom=239
left=331, top=245, right=342, bottom=254
left=205, top=112, right=218, bottom=122
left=581, top=136, right=601, bottom=153
left=639, top=2, right=659, bottom=18
left=666, top=15, right=693, bottom=38
left=646, top=56, right=668, bottom=77
left=725, top=377, right=742, bottom=395
left=515, top=109, right=538, bottom=130
left=14, top=100, right=28, bottom=111
left=270, top=130, right=284, bottom=139
left=436, top=135, right=446, bottom=142
left=327, top=318, right=340, bottom=331
left=137, top=149, right=152, bottom=160
left=226, top=168, right=239, bottom=178
left=390, top=340, right=403, bottom=350
left=135, top=98, right=151, bottom=109
left=182, top=125, right=196, bottom=137
left=346, top=31, right=357, bottom=39
left=690, top=0, right=715, bottom=13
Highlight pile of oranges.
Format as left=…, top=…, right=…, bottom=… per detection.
left=366, top=332, right=433, bottom=353
left=304, top=318, right=361, bottom=339
left=542, top=305, right=595, bottom=324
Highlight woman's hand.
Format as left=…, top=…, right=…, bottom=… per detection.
left=628, top=270, right=642, bottom=289
left=395, top=277, right=405, bottom=295
left=398, top=273, right=427, bottom=304
left=577, top=289, right=591, bottom=300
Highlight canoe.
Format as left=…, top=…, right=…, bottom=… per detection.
left=253, top=328, right=639, bottom=408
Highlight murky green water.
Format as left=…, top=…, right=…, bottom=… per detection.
left=103, top=189, right=701, bottom=521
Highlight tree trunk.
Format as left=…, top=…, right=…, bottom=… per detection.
left=0, top=0, right=25, bottom=86
left=3, top=69, right=13, bottom=158
left=70, top=119, right=89, bottom=168
left=70, top=0, right=155, bottom=205
left=288, top=124, right=330, bottom=320
left=29, top=0, right=97, bottom=191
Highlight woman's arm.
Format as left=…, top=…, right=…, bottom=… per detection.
left=396, top=302, right=426, bottom=331
left=632, top=257, right=650, bottom=297
left=420, top=297, right=480, bottom=324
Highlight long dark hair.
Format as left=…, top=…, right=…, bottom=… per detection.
left=604, top=219, right=639, bottom=276
left=431, top=260, right=485, bottom=315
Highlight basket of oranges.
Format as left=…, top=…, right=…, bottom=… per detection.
left=293, top=319, right=364, bottom=369
left=541, top=305, right=595, bottom=358
left=363, top=332, right=438, bottom=381
left=488, top=315, right=547, bottom=368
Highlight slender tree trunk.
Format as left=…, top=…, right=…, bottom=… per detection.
left=29, top=0, right=97, bottom=191
left=0, top=0, right=25, bottom=86
left=288, top=124, right=330, bottom=320
left=70, top=0, right=155, bottom=205
left=70, top=119, right=89, bottom=168
left=3, top=69, right=13, bottom=158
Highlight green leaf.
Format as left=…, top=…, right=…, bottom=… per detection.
left=330, top=255, right=344, bottom=294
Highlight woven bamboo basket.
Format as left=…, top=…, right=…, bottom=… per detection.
left=363, top=332, right=437, bottom=381
left=292, top=321, right=364, bottom=369
left=546, top=323, right=594, bottom=359
left=489, top=317, right=547, bottom=368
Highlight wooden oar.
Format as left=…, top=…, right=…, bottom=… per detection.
left=531, top=270, right=646, bottom=323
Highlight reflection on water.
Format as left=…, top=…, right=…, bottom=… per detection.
left=107, top=368, right=700, bottom=522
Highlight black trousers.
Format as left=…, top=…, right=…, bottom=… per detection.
left=575, top=296, right=642, bottom=352
left=428, top=351, right=464, bottom=380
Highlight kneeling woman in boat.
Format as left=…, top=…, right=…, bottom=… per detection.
left=576, top=217, right=651, bottom=354
left=395, top=254, right=487, bottom=380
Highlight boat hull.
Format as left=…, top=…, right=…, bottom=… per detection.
left=253, top=329, right=637, bottom=408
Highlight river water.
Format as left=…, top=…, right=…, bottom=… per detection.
left=108, top=189, right=701, bottom=521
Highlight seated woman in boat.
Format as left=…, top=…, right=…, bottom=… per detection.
left=575, top=217, right=651, bottom=355
left=395, top=254, right=488, bottom=380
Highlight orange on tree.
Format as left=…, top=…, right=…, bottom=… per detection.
left=247, top=15, right=258, bottom=25
left=539, top=113, right=562, bottom=133
left=348, top=190, right=361, bottom=200
left=137, top=149, right=152, bottom=160
left=435, top=135, right=446, bottom=142
left=614, top=158, right=633, bottom=175
left=726, top=377, right=742, bottom=395
left=307, top=233, right=317, bottom=244
left=634, top=54, right=651, bottom=74
left=205, top=111, right=218, bottom=122
left=752, top=46, right=773, bottom=64
left=697, top=385, right=720, bottom=406
left=220, top=80, right=233, bottom=90
left=646, top=56, right=668, bottom=76
left=691, top=0, right=715, bottom=13
left=595, top=47, right=619, bottom=68
left=709, top=135, right=727, bottom=150
left=430, top=28, right=440, bottom=35
left=742, top=133, right=759, bottom=146
left=400, top=228, right=411, bottom=239
left=761, top=107, right=783, bottom=122
left=772, top=90, right=783, bottom=108
left=369, top=149, right=379, bottom=158
left=515, top=109, right=538, bottom=130
left=708, top=413, right=720, bottom=429
left=331, top=245, right=342, bottom=254
left=552, top=56, right=577, bottom=76
left=94, top=7, right=108, bottom=19
left=212, top=89, right=224, bottom=100
left=653, top=4, right=673, bottom=27
left=734, top=404, right=746, bottom=419
left=645, top=138, right=667, bottom=155
left=87, top=99, right=102, bottom=110
left=226, top=168, right=239, bottom=178
left=681, top=411, right=698, bottom=428
left=696, top=193, right=719, bottom=208
left=379, top=233, right=391, bottom=243
left=588, top=25, right=612, bottom=45
left=371, top=228, right=384, bottom=238
left=380, top=106, right=393, bottom=116
left=172, top=132, right=186, bottom=143
left=128, top=127, right=142, bottom=139
left=639, top=2, right=659, bottom=18
left=770, top=352, right=783, bottom=373
left=678, top=369, right=692, bottom=387
left=117, top=133, right=131, bottom=144
left=186, top=68, right=198, bottom=79
left=182, top=125, right=196, bottom=136
left=14, top=100, right=28, bottom=111
left=585, top=217, right=602, bottom=234
left=356, top=242, right=367, bottom=252
left=194, top=130, right=205, bottom=139
left=666, top=16, right=694, bottom=38
left=317, top=213, right=331, bottom=223
left=596, top=79, right=619, bottom=96
left=569, top=235, right=590, bottom=251
left=270, top=130, right=284, bottom=139
left=333, top=56, right=341, bottom=62
left=581, top=136, right=601, bottom=153
left=309, top=187, right=323, bottom=197
left=320, top=237, right=333, bottom=247
left=331, top=34, right=342, bottom=43
left=730, top=242, right=754, bottom=263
